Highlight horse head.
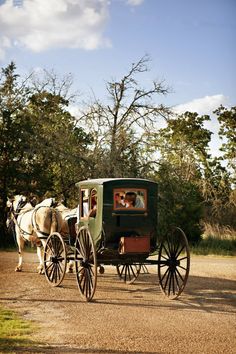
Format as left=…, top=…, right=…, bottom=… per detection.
left=10, top=195, right=32, bottom=214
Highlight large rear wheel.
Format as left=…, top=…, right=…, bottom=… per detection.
left=75, top=227, right=97, bottom=302
left=43, top=232, right=67, bottom=287
left=158, top=227, right=190, bottom=299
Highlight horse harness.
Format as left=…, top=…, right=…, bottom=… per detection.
left=10, top=200, right=55, bottom=241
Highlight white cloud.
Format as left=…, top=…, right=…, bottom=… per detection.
left=173, top=94, right=228, bottom=116
left=127, top=0, right=144, bottom=6
left=0, top=0, right=111, bottom=60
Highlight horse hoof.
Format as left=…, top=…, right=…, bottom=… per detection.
left=38, top=269, right=45, bottom=275
left=15, top=267, right=22, bottom=272
left=37, top=265, right=44, bottom=274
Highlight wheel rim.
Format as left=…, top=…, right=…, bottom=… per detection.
left=116, top=264, right=141, bottom=284
left=43, top=232, right=67, bottom=287
left=75, top=227, right=97, bottom=302
left=158, top=227, right=190, bottom=299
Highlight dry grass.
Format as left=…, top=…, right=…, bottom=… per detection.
left=191, top=222, right=236, bottom=256
left=202, top=222, right=236, bottom=240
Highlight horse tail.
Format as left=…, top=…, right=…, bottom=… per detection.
left=50, top=209, right=62, bottom=234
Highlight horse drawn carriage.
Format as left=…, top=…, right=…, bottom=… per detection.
left=43, top=178, right=190, bottom=302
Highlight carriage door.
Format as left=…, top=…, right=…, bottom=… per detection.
left=87, top=188, right=98, bottom=238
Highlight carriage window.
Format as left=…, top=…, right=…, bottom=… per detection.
left=80, top=189, right=89, bottom=218
left=80, top=188, right=97, bottom=218
left=113, top=189, right=147, bottom=210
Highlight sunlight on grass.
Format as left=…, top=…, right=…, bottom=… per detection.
left=0, top=306, right=37, bottom=352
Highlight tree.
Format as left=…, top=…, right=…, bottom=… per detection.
left=214, top=105, right=236, bottom=184
left=80, top=55, right=170, bottom=177
left=211, top=105, right=236, bottom=227
left=156, top=161, right=204, bottom=244
left=23, top=90, right=92, bottom=203
left=0, top=62, right=33, bottom=244
left=149, top=112, right=213, bottom=243
left=0, top=63, right=92, bottom=246
left=152, top=112, right=212, bottom=180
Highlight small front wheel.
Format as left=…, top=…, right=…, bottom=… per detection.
left=43, top=232, right=67, bottom=287
left=158, top=227, right=190, bottom=299
left=116, top=264, right=141, bottom=284
left=74, top=227, right=97, bottom=302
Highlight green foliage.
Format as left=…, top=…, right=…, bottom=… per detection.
left=0, top=62, right=92, bottom=244
left=22, top=91, right=93, bottom=203
left=149, top=112, right=213, bottom=244
left=214, top=105, right=236, bottom=184
left=156, top=162, right=203, bottom=244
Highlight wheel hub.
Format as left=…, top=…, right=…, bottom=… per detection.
left=50, top=256, right=59, bottom=263
left=167, top=257, right=180, bottom=270
left=81, top=260, right=89, bottom=268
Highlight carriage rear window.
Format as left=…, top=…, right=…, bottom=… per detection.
left=113, top=189, right=147, bottom=210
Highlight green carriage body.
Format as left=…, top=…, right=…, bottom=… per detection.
left=76, top=178, right=158, bottom=258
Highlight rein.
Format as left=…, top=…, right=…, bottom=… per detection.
left=10, top=204, right=34, bottom=240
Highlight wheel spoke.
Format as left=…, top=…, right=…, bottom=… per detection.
left=160, top=266, right=169, bottom=283
left=175, top=244, right=185, bottom=259
left=130, top=265, right=136, bottom=278
left=163, top=268, right=171, bottom=291
left=163, top=242, right=171, bottom=259
left=116, top=264, right=140, bottom=284
left=178, top=255, right=188, bottom=262
left=175, top=267, right=185, bottom=282
left=45, top=261, right=54, bottom=274
left=174, top=270, right=180, bottom=291
left=178, top=264, right=187, bottom=271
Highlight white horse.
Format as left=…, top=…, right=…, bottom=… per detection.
left=8, top=195, right=62, bottom=273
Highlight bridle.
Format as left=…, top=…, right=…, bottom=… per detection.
left=10, top=197, right=28, bottom=218
left=10, top=197, right=34, bottom=238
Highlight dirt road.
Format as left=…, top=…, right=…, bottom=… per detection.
left=0, top=251, right=236, bottom=354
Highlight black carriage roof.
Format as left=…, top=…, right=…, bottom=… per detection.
left=76, top=178, right=157, bottom=188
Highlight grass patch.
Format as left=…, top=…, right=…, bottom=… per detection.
left=191, top=236, right=236, bottom=256
left=0, top=306, right=38, bottom=353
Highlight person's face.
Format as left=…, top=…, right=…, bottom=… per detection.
left=125, top=195, right=135, bottom=205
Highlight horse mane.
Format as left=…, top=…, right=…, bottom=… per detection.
left=35, top=197, right=57, bottom=208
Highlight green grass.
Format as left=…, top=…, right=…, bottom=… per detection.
left=0, top=306, right=38, bottom=353
left=191, top=236, right=236, bottom=256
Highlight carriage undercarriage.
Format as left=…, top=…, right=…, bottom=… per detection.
left=43, top=225, right=190, bottom=302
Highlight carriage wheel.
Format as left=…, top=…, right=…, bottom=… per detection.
left=116, top=264, right=141, bottom=284
left=75, top=227, right=97, bottom=302
left=158, top=227, right=190, bottom=299
left=43, top=232, right=67, bottom=287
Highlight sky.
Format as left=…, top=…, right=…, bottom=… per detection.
left=0, top=0, right=235, bottom=154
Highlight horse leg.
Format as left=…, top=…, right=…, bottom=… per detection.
left=15, top=233, right=24, bottom=272
left=36, top=239, right=46, bottom=274
left=66, top=260, right=74, bottom=273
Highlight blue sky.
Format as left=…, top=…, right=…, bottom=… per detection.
left=0, top=0, right=235, bottom=153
